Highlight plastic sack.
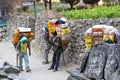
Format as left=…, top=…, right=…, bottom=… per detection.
left=61, top=27, right=71, bottom=35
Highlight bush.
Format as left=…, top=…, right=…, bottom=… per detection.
left=22, top=6, right=29, bottom=12
left=54, top=6, right=68, bottom=12
left=60, top=0, right=80, bottom=9
left=83, top=0, right=100, bottom=4
left=60, top=0, right=64, bottom=3
left=62, top=5, right=120, bottom=19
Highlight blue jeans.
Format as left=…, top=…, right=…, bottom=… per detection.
left=18, top=52, right=30, bottom=70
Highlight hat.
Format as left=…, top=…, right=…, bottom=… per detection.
left=20, top=36, right=28, bottom=43
left=60, top=17, right=67, bottom=22
left=51, top=31, right=57, bottom=36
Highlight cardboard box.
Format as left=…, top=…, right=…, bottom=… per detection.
left=61, top=39, right=71, bottom=52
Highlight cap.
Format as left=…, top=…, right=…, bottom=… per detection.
left=20, top=36, right=28, bottom=43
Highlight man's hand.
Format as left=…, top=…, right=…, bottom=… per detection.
left=16, top=51, right=19, bottom=56
left=55, top=42, right=59, bottom=46
left=49, top=36, right=53, bottom=42
left=29, top=52, right=31, bottom=56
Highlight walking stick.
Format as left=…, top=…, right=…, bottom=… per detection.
left=12, top=41, right=18, bottom=67
left=16, top=54, right=18, bottom=67
left=61, top=51, right=66, bottom=66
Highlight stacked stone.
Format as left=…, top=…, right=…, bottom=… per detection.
left=8, top=15, right=36, bottom=41
left=68, top=18, right=120, bottom=64
left=0, top=59, right=28, bottom=80
left=0, top=27, right=10, bottom=41
left=35, top=12, right=49, bottom=54
left=8, top=16, right=32, bottom=37
left=35, top=11, right=60, bottom=54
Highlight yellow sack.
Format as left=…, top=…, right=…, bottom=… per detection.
left=85, top=36, right=92, bottom=49
left=86, top=43, right=92, bottom=49
left=47, top=21, right=56, bottom=35
left=13, top=29, right=21, bottom=45
left=61, top=27, right=71, bottom=35
left=109, top=35, right=114, bottom=42
left=85, top=36, right=92, bottom=44
left=103, top=35, right=114, bottom=42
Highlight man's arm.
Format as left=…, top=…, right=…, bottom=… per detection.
left=16, top=42, right=20, bottom=54
left=55, top=38, right=62, bottom=47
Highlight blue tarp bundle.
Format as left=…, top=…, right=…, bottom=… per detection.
left=0, top=17, right=7, bottom=27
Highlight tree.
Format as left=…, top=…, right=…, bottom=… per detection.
left=83, top=0, right=100, bottom=4
left=44, top=0, right=52, bottom=10
left=0, top=0, right=23, bottom=12
left=60, top=0, right=80, bottom=9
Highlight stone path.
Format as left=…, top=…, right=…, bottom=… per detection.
left=0, top=40, right=70, bottom=80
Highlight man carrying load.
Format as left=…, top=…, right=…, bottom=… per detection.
left=42, top=26, right=52, bottom=64
left=16, top=36, right=31, bottom=72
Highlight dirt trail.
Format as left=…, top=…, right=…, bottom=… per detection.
left=0, top=40, right=71, bottom=80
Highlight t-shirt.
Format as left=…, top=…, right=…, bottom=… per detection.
left=16, top=42, right=29, bottom=53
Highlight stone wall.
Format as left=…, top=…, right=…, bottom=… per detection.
left=9, top=15, right=35, bottom=37
left=68, top=17, right=120, bottom=63
left=10, top=12, right=120, bottom=64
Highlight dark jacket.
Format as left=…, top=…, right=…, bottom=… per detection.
left=52, top=37, right=62, bottom=52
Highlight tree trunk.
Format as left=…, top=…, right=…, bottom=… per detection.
left=70, top=3, right=73, bottom=9
left=44, top=0, right=47, bottom=10
left=49, top=0, right=52, bottom=10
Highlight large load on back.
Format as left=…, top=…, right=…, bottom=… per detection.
left=84, top=25, right=119, bottom=49
left=13, top=27, right=34, bottom=47
left=47, top=18, right=71, bottom=52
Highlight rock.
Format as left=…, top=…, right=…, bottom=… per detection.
left=114, top=45, right=120, bottom=68
left=67, top=44, right=120, bottom=80
left=76, top=65, right=81, bottom=70
left=0, top=71, right=8, bottom=78
left=3, top=62, right=10, bottom=66
left=4, top=66, right=20, bottom=73
left=1, top=78, right=9, bottom=80
left=104, top=45, right=118, bottom=80
left=108, top=69, right=120, bottom=80
left=67, top=70, right=90, bottom=80
left=99, top=17, right=105, bottom=24
left=7, top=74, right=19, bottom=80
left=79, top=51, right=89, bottom=72
left=83, top=44, right=106, bottom=80
left=68, top=76, right=78, bottom=80
left=0, top=60, right=5, bottom=69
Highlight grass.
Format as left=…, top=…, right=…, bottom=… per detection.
left=20, top=3, right=120, bottom=19
left=62, top=5, right=120, bottom=19
left=19, top=3, right=68, bottom=16
left=29, top=3, right=69, bottom=12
